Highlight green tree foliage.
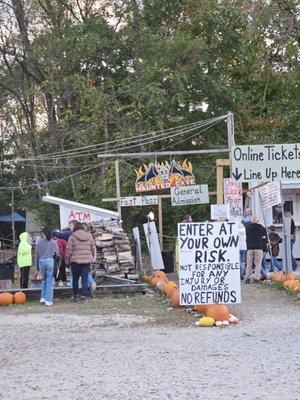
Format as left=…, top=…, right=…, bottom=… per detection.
left=0, top=0, right=298, bottom=239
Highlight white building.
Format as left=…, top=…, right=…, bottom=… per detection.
left=42, top=196, right=119, bottom=230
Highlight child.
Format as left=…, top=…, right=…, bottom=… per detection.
left=17, top=232, right=32, bottom=288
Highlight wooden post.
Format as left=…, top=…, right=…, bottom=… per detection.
left=114, top=159, right=122, bottom=219
left=11, top=186, right=16, bottom=252
left=216, top=159, right=231, bottom=204
left=158, top=197, right=163, bottom=250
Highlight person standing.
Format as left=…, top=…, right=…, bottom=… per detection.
left=65, top=222, right=95, bottom=300
left=268, top=225, right=282, bottom=272
left=241, top=208, right=252, bottom=228
left=245, top=216, right=267, bottom=283
left=17, top=232, right=32, bottom=288
left=238, top=222, right=247, bottom=279
left=182, top=214, right=193, bottom=223
left=36, top=227, right=59, bottom=306
left=284, top=211, right=297, bottom=271
left=54, top=237, right=67, bottom=287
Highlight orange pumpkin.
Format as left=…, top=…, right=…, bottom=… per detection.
left=272, top=273, right=286, bottom=283
left=294, top=283, right=300, bottom=292
left=194, top=304, right=209, bottom=314
left=164, top=281, right=178, bottom=298
left=170, top=290, right=180, bottom=307
left=153, top=271, right=166, bottom=280
left=150, top=277, right=160, bottom=288
left=14, top=291, right=26, bottom=305
left=285, top=272, right=296, bottom=281
left=0, top=292, right=14, bottom=305
left=206, top=304, right=230, bottom=321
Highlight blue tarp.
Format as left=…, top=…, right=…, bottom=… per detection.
left=0, top=212, right=26, bottom=222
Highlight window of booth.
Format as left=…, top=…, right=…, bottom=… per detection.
left=272, top=201, right=293, bottom=224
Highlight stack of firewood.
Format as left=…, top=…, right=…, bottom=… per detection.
left=92, top=220, right=134, bottom=274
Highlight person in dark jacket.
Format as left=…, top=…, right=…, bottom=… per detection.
left=245, top=215, right=267, bottom=283
left=268, top=226, right=282, bottom=272
left=52, top=220, right=77, bottom=240
left=65, top=221, right=95, bottom=300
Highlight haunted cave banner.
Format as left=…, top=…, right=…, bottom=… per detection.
left=178, top=221, right=241, bottom=305
left=135, top=159, right=196, bottom=193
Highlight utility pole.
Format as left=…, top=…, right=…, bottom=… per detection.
left=11, top=186, right=16, bottom=252
left=227, top=111, right=235, bottom=177
left=115, top=159, right=122, bottom=220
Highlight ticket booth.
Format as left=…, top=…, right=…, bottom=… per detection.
left=250, top=182, right=300, bottom=259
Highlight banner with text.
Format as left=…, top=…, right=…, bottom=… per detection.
left=121, top=196, right=158, bottom=207
left=135, top=159, right=196, bottom=192
left=223, top=178, right=243, bottom=218
left=231, top=143, right=300, bottom=182
left=258, top=182, right=281, bottom=211
left=171, top=184, right=209, bottom=206
left=178, top=222, right=241, bottom=305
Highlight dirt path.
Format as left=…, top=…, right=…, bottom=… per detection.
left=0, top=284, right=299, bottom=400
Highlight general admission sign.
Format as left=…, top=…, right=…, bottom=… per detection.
left=135, top=159, right=196, bottom=193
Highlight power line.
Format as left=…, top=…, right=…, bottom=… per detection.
left=8, top=115, right=226, bottom=164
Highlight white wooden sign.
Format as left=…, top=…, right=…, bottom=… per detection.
left=133, top=227, right=142, bottom=271
left=143, top=221, right=164, bottom=270
left=210, top=204, right=230, bottom=221
left=178, top=222, right=241, bottom=305
left=121, top=196, right=158, bottom=207
left=223, top=178, right=243, bottom=218
left=258, top=182, right=281, bottom=211
left=171, top=184, right=209, bottom=206
left=60, top=205, right=105, bottom=229
left=231, top=143, right=300, bottom=182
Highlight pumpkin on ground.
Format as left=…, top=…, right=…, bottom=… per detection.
left=164, top=281, right=178, bottom=298
left=194, top=304, right=209, bottom=314
left=156, top=279, right=167, bottom=291
left=273, top=273, right=285, bottom=283
left=151, top=277, right=161, bottom=288
left=0, top=292, right=14, bottom=305
left=170, top=290, right=180, bottom=307
left=141, top=274, right=148, bottom=282
left=285, top=272, right=296, bottom=281
left=196, top=317, right=215, bottom=327
left=153, top=271, right=166, bottom=280
left=206, top=304, right=230, bottom=321
left=14, top=291, right=26, bottom=305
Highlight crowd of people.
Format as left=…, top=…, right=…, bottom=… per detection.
left=239, top=208, right=297, bottom=283
left=15, top=209, right=297, bottom=303
left=17, top=220, right=96, bottom=306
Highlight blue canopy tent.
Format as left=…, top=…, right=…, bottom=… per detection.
left=0, top=212, right=26, bottom=222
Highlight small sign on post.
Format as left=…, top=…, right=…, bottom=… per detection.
left=178, top=221, right=241, bottom=305
left=170, top=184, right=209, bottom=206
left=210, top=204, right=230, bottom=221
left=223, top=178, right=243, bottom=218
left=258, top=182, right=281, bottom=210
left=121, top=196, right=158, bottom=207
left=231, top=143, right=300, bottom=182
left=143, top=221, right=164, bottom=270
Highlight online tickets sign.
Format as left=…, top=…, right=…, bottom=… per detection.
left=178, top=222, right=241, bottom=305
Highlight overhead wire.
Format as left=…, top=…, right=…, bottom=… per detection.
left=8, top=115, right=227, bottom=164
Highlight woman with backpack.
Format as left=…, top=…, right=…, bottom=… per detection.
left=36, top=227, right=59, bottom=306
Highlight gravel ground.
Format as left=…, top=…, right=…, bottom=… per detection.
left=0, top=284, right=299, bottom=400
